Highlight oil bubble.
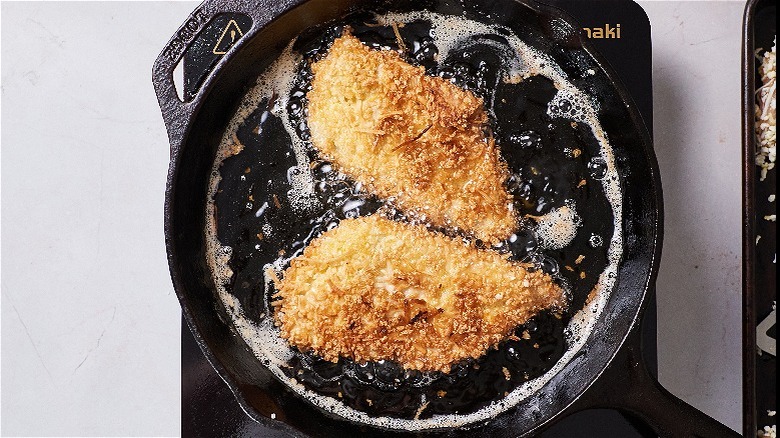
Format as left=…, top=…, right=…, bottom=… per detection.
left=587, top=156, right=607, bottom=180
left=508, top=131, right=543, bottom=149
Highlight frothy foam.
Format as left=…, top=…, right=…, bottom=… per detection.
left=204, top=10, right=624, bottom=431
left=535, top=202, right=582, bottom=250
left=286, top=165, right=320, bottom=213
left=548, top=87, right=601, bottom=125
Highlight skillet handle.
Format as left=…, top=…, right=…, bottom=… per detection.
left=151, top=0, right=303, bottom=152
left=151, top=5, right=214, bottom=153
left=568, top=324, right=740, bottom=438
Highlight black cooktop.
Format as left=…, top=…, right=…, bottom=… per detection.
left=181, top=0, right=656, bottom=435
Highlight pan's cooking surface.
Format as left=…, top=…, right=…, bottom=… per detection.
left=204, top=7, right=623, bottom=430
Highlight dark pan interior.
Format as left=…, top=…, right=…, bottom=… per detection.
left=164, top=0, right=660, bottom=436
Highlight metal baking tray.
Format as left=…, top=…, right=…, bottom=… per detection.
left=742, top=0, right=776, bottom=436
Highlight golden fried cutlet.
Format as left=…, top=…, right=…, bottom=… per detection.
left=273, top=215, right=564, bottom=372
left=307, top=33, right=517, bottom=244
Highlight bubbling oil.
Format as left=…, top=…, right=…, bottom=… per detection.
left=204, top=9, right=623, bottom=431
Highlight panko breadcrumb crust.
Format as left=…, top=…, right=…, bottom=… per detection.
left=307, top=33, right=517, bottom=244
left=273, top=215, right=565, bottom=372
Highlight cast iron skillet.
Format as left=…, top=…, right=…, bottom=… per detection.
left=154, top=0, right=741, bottom=436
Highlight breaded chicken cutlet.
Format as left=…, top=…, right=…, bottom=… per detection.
left=307, top=33, right=517, bottom=244
left=273, top=215, right=564, bottom=372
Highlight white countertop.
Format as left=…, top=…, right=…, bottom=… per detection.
left=0, top=1, right=748, bottom=436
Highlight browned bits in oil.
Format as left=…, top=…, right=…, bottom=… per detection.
left=390, top=22, right=407, bottom=53
left=577, top=179, right=587, bottom=188
left=437, top=390, right=447, bottom=397
left=228, top=133, right=244, bottom=156
left=579, top=271, right=586, bottom=279
left=502, top=367, right=511, bottom=380
left=414, top=401, right=429, bottom=420
left=265, top=268, right=280, bottom=285
left=272, top=194, right=282, bottom=209
left=257, top=232, right=264, bottom=241
left=565, top=265, right=575, bottom=272
left=575, top=254, right=585, bottom=264
left=571, top=148, right=582, bottom=158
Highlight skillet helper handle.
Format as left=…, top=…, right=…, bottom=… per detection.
left=570, top=326, right=741, bottom=438
left=152, top=6, right=216, bottom=152
left=152, top=0, right=303, bottom=152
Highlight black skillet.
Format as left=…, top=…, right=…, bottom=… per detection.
left=155, top=0, right=742, bottom=436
